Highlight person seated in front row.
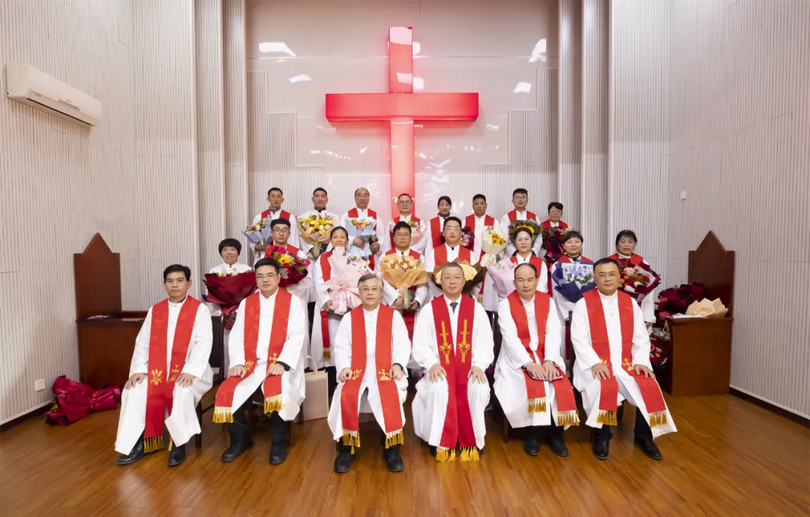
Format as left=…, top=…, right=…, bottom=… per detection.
left=495, top=264, right=579, bottom=457
left=115, top=265, right=213, bottom=467
left=571, top=258, right=676, bottom=461
left=411, top=262, right=494, bottom=462
left=328, top=273, right=411, bottom=473
left=213, top=258, right=307, bottom=466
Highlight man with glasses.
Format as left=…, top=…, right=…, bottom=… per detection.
left=501, top=188, right=544, bottom=256
left=385, top=193, right=427, bottom=254
left=213, top=258, right=307, bottom=465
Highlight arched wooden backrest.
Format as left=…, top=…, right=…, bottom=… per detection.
left=688, top=231, right=735, bottom=318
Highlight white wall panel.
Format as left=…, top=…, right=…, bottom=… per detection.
left=558, top=0, right=583, bottom=230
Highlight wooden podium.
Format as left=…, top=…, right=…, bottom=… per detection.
left=660, top=232, right=734, bottom=396
left=75, top=234, right=147, bottom=388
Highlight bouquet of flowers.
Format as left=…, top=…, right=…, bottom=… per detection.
left=649, top=325, right=671, bottom=370
left=347, top=217, right=379, bottom=250
left=45, top=376, right=121, bottom=426
left=319, top=247, right=373, bottom=315
left=298, top=213, right=337, bottom=257
left=388, top=218, right=427, bottom=248
left=541, top=227, right=570, bottom=267
left=618, top=263, right=661, bottom=301
left=379, top=254, right=428, bottom=309
left=266, top=246, right=311, bottom=288
left=508, top=219, right=542, bottom=244
left=461, top=226, right=475, bottom=249
left=485, top=258, right=518, bottom=299
left=242, top=219, right=273, bottom=246
left=429, top=260, right=484, bottom=294
left=479, top=227, right=508, bottom=266
left=656, top=282, right=705, bottom=321
left=552, top=262, right=596, bottom=303
left=204, top=271, right=257, bottom=329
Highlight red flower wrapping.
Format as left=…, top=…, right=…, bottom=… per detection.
left=203, top=271, right=257, bottom=330
left=268, top=246, right=311, bottom=288
left=45, top=376, right=121, bottom=425
left=656, top=282, right=705, bottom=321
left=541, top=227, right=568, bottom=268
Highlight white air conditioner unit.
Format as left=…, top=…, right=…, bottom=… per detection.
left=5, top=63, right=101, bottom=127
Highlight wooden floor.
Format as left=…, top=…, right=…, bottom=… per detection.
left=1, top=393, right=808, bottom=517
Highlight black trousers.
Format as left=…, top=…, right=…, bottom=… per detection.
left=228, top=396, right=289, bottom=445
left=594, top=407, right=653, bottom=441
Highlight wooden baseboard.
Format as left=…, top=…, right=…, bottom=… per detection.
left=730, top=388, right=809, bottom=427
left=0, top=402, right=52, bottom=432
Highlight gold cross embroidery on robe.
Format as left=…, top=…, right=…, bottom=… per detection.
left=378, top=368, right=391, bottom=381
left=169, top=365, right=181, bottom=382
left=351, top=369, right=363, bottom=381
left=244, top=360, right=255, bottom=371
left=439, top=322, right=452, bottom=363
left=150, top=369, right=163, bottom=386
left=458, top=319, right=471, bottom=363
left=623, top=358, right=634, bottom=372
left=268, top=353, right=279, bottom=365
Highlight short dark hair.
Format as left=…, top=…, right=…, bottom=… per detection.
left=267, top=187, right=283, bottom=196
left=331, top=226, right=349, bottom=241
left=615, top=230, right=638, bottom=246
left=163, top=264, right=191, bottom=281
left=512, top=188, right=528, bottom=197
left=513, top=227, right=534, bottom=241
left=562, top=230, right=584, bottom=244
left=218, top=238, right=242, bottom=255
left=313, top=187, right=328, bottom=196
left=437, top=196, right=452, bottom=207
left=397, top=193, right=412, bottom=200
left=548, top=202, right=563, bottom=212
left=593, top=257, right=620, bottom=272
left=392, top=221, right=412, bottom=235
left=354, top=187, right=369, bottom=196
left=443, top=216, right=462, bottom=229
left=473, top=194, right=487, bottom=203
left=270, top=218, right=291, bottom=230
left=513, top=262, right=538, bottom=279
left=254, top=257, right=281, bottom=273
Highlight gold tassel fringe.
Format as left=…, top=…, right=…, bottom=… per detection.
left=557, top=410, right=580, bottom=427
left=168, top=438, right=173, bottom=451
left=143, top=435, right=164, bottom=453
left=342, top=431, right=361, bottom=453
left=323, top=350, right=331, bottom=360
left=527, top=397, right=547, bottom=414
left=435, top=447, right=456, bottom=463
left=649, top=411, right=668, bottom=428
left=384, top=430, right=404, bottom=449
left=212, top=406, right=233, bottom=423
left=459, top=447, right=480, bottom=462
left=597, top=410, right=618, bottom=426
left=264, top=395, right=282, bottom=414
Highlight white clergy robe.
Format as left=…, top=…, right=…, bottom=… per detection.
left=383, top=213, right=427, bottom=255
left=470, top=215, right=505, bottom=312
left=411, top=297, right=495, bottom=449
left=115, top=298, right=213, bottom=454
left=379, top=248, right=430, bottom=309
left=494, top=296, right=565, bottom=428
left=340, top=208, right=386, bottom=259
left=424, top=244, right=480, bottom=299
left=227, top=291, right=307, bottom=421
left=252, top=208, right=299, bottom=263
left=571, top=291, right=677, bottom=438
left=298, top=208, right=339, bottom=301
left=500, top=210, right=544, bottom=257
left=310, top=255, right=341, bottom=369
left=327, top=307, right=411, bottom=440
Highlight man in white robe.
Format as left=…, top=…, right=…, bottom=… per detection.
left=251, top=187, right=298, bottom=263
left=115, top=265, right=213, bottom=467
left=215, top=258, right=306, bottom=465
left=383, top=193, right=427, bottom=255
left=412, top=263, right=495, bottom=460
left=329, top=273, right=411, bottom=473
left=495, top=264, right=577, bottom=457
left=500, top=188, right=544, bottom=257
left=572, top=258, right=677, bottom=461
left=464, top=194, right=504, bottom=314
left=340, top=187, right=385, bottom=262
left=424, top=217, right=480, bottom=299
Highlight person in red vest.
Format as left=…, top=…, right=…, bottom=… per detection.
left=464, top=194, right=502, bottom=257
left=115, top=265, right=213, bottom=467
left=571, top=258, right=676, bottom=461
left=341, top=187, right=385, bottom=266
left=500, top=188, right=543, bottom=257
left=541, top=202, right=568, bottom=231
left=380, top=221, right=429, bottom=330
left=608, top=230, right=656, bottom=325
left=424, top=216, right=479, bottom=299
left=263, top=219, right=307, bottom=261
left=495, top=263, right=579, bottom=457
left=424, top=196, right=453, bottom=255
left=252, top=187, right=298, bottom=262
left=385, top=193, right=427, bottom=255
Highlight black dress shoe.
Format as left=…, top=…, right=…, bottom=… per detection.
left=429, top=445, right=437, bottom=457
left=333, top=451, right=354, bottom=473
left=592, top=438, right=610, bottom=460
left=269, top=444, right=288, bottom=465
left=117, top=440, right=145, bottom=466
left=548, top=435, right=569, bottom=458
left=221, top=438, right=254, bottom=463
left=635, top=438, right=662, bottom=460
left=523, top=436, right=540, bottom=457
left=383, top=447, right=404, bottom=472
left=167, top=444, right=186, bottom=467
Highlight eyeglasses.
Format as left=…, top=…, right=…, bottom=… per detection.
left=360, top=286, right=381, bottom=293
left=256, top=273, right=278, bottom=280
